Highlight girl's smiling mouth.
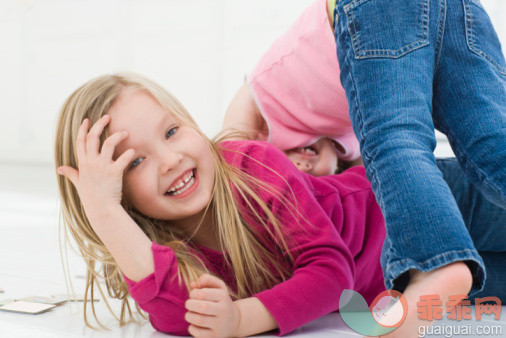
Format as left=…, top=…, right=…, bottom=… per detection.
left=292, top=145, right=318, bottom=157
left=165, top=168, right=198, bottom=198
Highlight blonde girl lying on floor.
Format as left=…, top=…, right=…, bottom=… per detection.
left=55, top=73, right=388, bottom=336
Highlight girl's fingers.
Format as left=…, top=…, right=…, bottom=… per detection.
left=100, top=131, right=129, bottom=160
left=115, top=148, right=135, bottom=172
left=75, top=118, right=89, bottom=159
left=189, top=288, right=226, bottom=302
left=57, top=166, right=79, bottom=187
left=86, top=114, right=110, bottom=155
left=194, top=274, right=227, bottom=290
left=188, top=324, right=213, bottom=337
left=185, top=299, right=219, bottom=316
left=185, top=311, right=215, bottom=328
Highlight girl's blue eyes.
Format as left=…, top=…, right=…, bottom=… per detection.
left=166, top=126, right=177, bottom=138
left=128, top=126, right=178, bottom=169
left=130, top=158, right=142, bottom=169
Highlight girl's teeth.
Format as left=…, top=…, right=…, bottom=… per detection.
left=167, top=171, right=195, bottom=195
left=170, top=176, right=195, bottom=196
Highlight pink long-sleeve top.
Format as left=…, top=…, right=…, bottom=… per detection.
left=248, top=0, right=361, bottom=161
left=123, top=140, right=386, bottom=336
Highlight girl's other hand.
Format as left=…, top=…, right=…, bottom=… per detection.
left=57, top=115, right=135, bottom=220
left=185, top=274, right=241, bottom=338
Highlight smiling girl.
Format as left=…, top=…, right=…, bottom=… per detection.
left=55, top=73, right=387, bottom=336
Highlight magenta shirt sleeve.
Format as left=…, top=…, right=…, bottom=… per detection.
left=221, top=140, right=357, bottom=336
left=123, top=242, right=190, bottom=335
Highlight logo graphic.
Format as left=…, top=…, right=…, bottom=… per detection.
left=339, top=289, right=408, bottom=336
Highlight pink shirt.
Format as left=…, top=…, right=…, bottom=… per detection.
left=123, top=140, right=385, bottom=336
left=248, top=0, right=360, bottom=161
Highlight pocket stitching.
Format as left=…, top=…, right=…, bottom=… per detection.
left=345, top=0, right=430, bottom=59
left=463, top=0, right=506, bottom=75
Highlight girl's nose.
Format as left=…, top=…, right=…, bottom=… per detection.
left=159, top=152, right=183, bottom=174
left=294, top=161, right=312, bottom=173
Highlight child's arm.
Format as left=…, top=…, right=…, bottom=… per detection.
left=57, top=115, right=153, bottom=282
left=84, top=204, right=154, bottom=282
left=222, top=81, right=265, bottom=139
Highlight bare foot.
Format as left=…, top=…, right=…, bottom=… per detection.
left=379, top=262, right=472, bottom=338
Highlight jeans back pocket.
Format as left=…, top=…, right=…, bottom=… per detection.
left=344, top=0, right=430, bottom=59
left=463, top=0, right=506, bottom=75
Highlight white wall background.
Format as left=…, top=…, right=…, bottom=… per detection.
left=0, top=0, right=505, bottom=166
left=0, top=0, right=314, bottom=165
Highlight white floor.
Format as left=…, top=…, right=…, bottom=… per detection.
left=1, top=162, right=505, bottom=337
left=0, top=223, right=358, bottom=338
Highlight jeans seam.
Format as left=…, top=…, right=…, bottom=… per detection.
left=386, top=248, right=481, bottom=274
left=338, top=2, right=379, bottom=205
left=434, top=0, right=447, bottom=72
left=354, top=40, right=429, bottom=58
left=462, top=0, right=506, bottom=75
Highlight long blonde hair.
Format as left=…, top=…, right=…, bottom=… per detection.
left=54, top=73, right=300, bottom=329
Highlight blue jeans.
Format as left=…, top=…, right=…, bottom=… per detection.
left=333, top=0, right=506, bottom=295
left=437, top=158, right=506, bottom=301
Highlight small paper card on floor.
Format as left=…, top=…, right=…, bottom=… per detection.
left=0, top=299, right=15, bottom=306
left=18, top=296, right=68, bottom=305
left=0, top=301, right=55, bottom=314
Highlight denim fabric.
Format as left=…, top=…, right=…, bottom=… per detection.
left=333, top=0, right=506, bottom=294
left=437, top=158, right=506, bottom=301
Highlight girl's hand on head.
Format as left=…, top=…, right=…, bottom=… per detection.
left=57, top=115, right=135, bottom=219
left=185, top=274, right=241, bottom=338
